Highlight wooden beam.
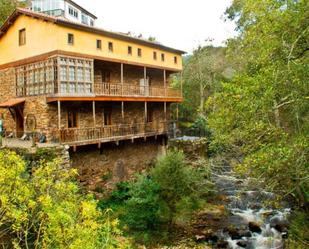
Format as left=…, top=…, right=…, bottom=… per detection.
left=92, top=101, right=96, bottom=127
left=57, top=100, right=61, bottom=129
left=46, top=96, right=183, bottom=103
left=0, top=50, right=183, bottom=72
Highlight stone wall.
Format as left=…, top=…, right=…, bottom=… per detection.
left=70, top=137, right=167, bottom=192
left=0, top=68, right=16, bottom=132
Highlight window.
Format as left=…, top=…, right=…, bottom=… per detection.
left=81, top=14, right=88, bottom=25
left=161, top=53, right=165, bottom=62
left=68, top=110, right=78, bottom=128
left=153, top=51, right=157, bottom=60
left=174, top=56, right=178, bottom=64
left=85, top=68, right=91, bottom=82
left=97, top=39, right=102, bottom=49
left=69, top=66, right=75, bottom=81
left=108, top=42, right=113, bottom=52
left=19, top=29, right=26, bottom=46
left=128, top=46, right=132, bottom=55
left=68, top=7, right=73, bottom=15
left=90, top=19, right=94, bottom=26
left=137, top=48, right=142, bottom=57
left=68, top=33, right=74, bottom=45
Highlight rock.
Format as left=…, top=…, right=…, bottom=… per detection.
left=237, top=240, right=248, bottom=248
left=194, top=235, right=206, bottom=243
left=227, top=227, right=252, bottom=240
left=248, top=222, right=262, bottom=234
left=270, top=217, right=289, bottom=233
left=216, top=240, right=229, bottom=248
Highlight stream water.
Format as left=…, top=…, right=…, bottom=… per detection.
left=211, top=162, right=291, bottom=249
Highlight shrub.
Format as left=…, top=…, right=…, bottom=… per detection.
left=122, top=150, right=210, bottom=237
left=0, top=150, right=128, bottom=249
left=151, top=150, right=203, bottom=219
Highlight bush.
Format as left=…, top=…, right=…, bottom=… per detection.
left=151, top=150, right=204, bottom=220
left=122, top=150, right=210, bottom=239
left=0, top=150, right=128, bottom=249
left=123, top=175, right=168, bottom=232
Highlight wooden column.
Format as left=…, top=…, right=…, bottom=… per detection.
left=121, top=63, right=124, bottom=95
left=92, top=101, right=96, bottom=127
left=121, top=101, right=124, bottom=121
left=176, top=103, right=179, bottom=121
left=164, top=102, right=167, bottom=121
left=144, top=102, right=147, bottom=123
left=144, top=66, right=147, bottom=96
left=57, top=100, right=61, bottom=129
left=163, top=69, right=167, bottom=97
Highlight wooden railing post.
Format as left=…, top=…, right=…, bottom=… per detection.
left=92, top=101, right=96, bottom=127
left=163, top=69, right=167, bottom=97
left=121, top=63, right=124, bottom=96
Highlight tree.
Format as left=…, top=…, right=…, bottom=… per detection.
left=0, top=0, right=30, bottom=26
left=208, top=0, right=309, bottom=210
left=180, top=46, right=233, bottom=122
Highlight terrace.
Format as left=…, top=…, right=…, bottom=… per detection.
left=15, top=56, right=183, bottom=103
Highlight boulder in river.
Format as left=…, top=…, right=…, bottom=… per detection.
left=216, top=240, right=229, bottom=248
left=270, top=216, right=289, bottom=233
left=248, top=222, right=262, bottom=233
left=236, top=240, right=248, bottom=248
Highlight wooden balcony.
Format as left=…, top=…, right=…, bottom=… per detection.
left=45, top=83, right=182, bottom=103
left=94, top=83, right=181, bottom=98
left=54, top=121, right=168, bottom=146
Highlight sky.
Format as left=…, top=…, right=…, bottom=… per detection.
left=75, top=0, right=237, bottom=54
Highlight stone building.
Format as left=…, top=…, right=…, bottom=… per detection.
left=0, top=2, right=184, bottom=189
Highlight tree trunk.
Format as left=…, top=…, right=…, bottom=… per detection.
left=200, top=83, right=205, bottom=114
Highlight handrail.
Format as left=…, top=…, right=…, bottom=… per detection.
left=94, top=82, right=182, bottom=98
left=57, top=121, right=168, bottom=144
left=16, top=82, right=182, bottom=99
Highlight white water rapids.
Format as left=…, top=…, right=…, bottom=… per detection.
left=212, top=165, right=290, bottom=249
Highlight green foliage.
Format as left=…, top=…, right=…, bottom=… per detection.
left=0, top=150, right=128, bottom=249
left=121, top=150, right=210, bottom=241
left=287, top=210, right=309, bottom=248
left=151, top=150, right=204, bottom=216
left=123, top=175, right=168, bottom=232
left=0, top=0, right=30, bottom=26
left=98, top=182, right=131, bottom=211
left=179, top=46, right=232, bottom=121
left=207, top=0, right=309, bottom=209
left=0, top=0, right=15, bottom=26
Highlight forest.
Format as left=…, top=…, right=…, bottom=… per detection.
left=0, top=0, right=308, bottom=248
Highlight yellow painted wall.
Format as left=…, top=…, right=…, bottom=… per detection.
left=0, top=15, right=183, bottom=71
left=0, top=16, right=59, bottom=65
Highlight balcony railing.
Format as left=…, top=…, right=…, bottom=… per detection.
left=94, top=83, right=182, bottom=98
left=55, top=121, right=168, bottom=145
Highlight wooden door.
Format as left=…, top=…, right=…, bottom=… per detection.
left=15, top=109, right=24, bottom=137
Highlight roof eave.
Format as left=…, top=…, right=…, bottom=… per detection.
left=56, top=19, right=186, bottom=55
